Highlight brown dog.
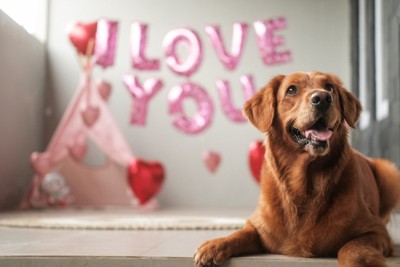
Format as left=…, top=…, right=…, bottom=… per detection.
left=195, top=72, right=400, bottom=267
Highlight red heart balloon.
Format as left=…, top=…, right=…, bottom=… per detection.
left=248, top=141, right=265, bottom=183
left=67, top=21, right=97, bottom=55
left=128, top=159, right=165, bottom=204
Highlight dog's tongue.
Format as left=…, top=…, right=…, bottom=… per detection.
left=305, top=128, right=333, bottom=141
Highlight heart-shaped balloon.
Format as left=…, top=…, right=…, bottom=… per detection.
left=81, top=106, right=100, bottom=127
left=128, top=159, right=165, bottom=204
left=203, top=150, right=221, bottom=173
left=97, top=80, right=112, bottom=101
left=248, top=141, right=265, bottom=183
left=67, top=21, right=98, bottom=55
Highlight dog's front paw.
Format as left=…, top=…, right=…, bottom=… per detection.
left=194, top=238, right=233, bottom=267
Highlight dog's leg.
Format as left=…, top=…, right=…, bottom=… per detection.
left=371, top=159, right=400, bottom=223
left=194, top=222, right=264, bottom=267
left=337, top=229, right=393, bottom=267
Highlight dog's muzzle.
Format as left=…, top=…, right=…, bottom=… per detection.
left=290, top=117, right=333, bottom=149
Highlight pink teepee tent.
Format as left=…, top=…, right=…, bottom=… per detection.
left=22, top=19, right=164, bottom=209
left=21, top=71, right=150, bottom=208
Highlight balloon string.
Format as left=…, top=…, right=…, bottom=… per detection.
left=77, top=53, right=86, bottom=70
left=85, top=38, right=95, bottom=69
left=75, top=38, right=95, bottom=71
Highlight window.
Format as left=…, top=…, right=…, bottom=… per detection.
left=0, top=0, right=47, bottom=42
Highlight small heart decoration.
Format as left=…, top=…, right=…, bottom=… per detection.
left=68, top=139, right=88, bottom=161
left=97, top=80, right=112, bottom=101
left=248, top=141, right=265, bottom=183
left=127, top=159, right=165, bottom=205
left=30, top=152, right=52, bottom=176
left=203, top=151, right=221, bottom=173
left=67, top=21, right=97, bottom=55
left=81, top=106, right=100, bottom=127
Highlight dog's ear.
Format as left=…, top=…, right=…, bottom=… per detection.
left=337, top=85, right=362, bottom=128
left=243, top=75, right=284, bottom=132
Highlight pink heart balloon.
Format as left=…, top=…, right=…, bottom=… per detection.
left=81, top=106, right=100, bottom=127
left=203, top=151, right=221, bottom=173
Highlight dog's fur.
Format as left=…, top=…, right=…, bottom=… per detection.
left=195, top=72, right=400, bottom=267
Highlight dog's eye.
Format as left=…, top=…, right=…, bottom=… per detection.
left=286, top=85, right=299, bottom=96
left=324, top=83, right=334, bottom=91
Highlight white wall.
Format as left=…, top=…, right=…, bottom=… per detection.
left=46, top=0, right=351, bottom=208
left=0, top=10, right=46, bottom=209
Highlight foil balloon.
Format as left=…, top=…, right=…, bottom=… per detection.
left=94, top=19, right=118, bottom=68
left=130, top=23, right=160, bottom=71
left=123, top=74, right=163, bottom=125
left=248, top=141, right=265, bottom=183
left=67, top=21, right=98, bottom=56
left=128, top=159, right=165, bottom=205
left=163, top=27, right=202, bottom=77
left=205, top=22, right=248, bottom=70
left=216, top=74, right=256, bottom=123
left=253, top=17, right=292, bottom=65
left=168, top=82, right=214, bottom=134
left=203, top=150, right=221, bottom=173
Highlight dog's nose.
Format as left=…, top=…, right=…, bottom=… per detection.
left=310, top=92, right=332, bottom=109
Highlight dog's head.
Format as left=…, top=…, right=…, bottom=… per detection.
left=243, top=72, right=362, bottom=156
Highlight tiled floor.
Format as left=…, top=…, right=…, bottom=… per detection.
left=0, top=208, right=399, bottom=267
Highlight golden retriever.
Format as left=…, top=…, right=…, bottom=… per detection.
left=195, top=71, right=400, bottom=267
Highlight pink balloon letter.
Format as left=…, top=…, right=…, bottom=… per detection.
left=130, top=23, right=160, bottom=71
left=205, top=22, right=248, bottom=70
left=216, top=75, right=256, bottom=123
left=123, top=75, right=163, bottom=125
left=253, top=17, right=292, bottom=65
left=95, top=19, right=118, bottom=68
left=168, top=82, right=214, bottom=134
left=163, top=28, right=202, bottom=77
